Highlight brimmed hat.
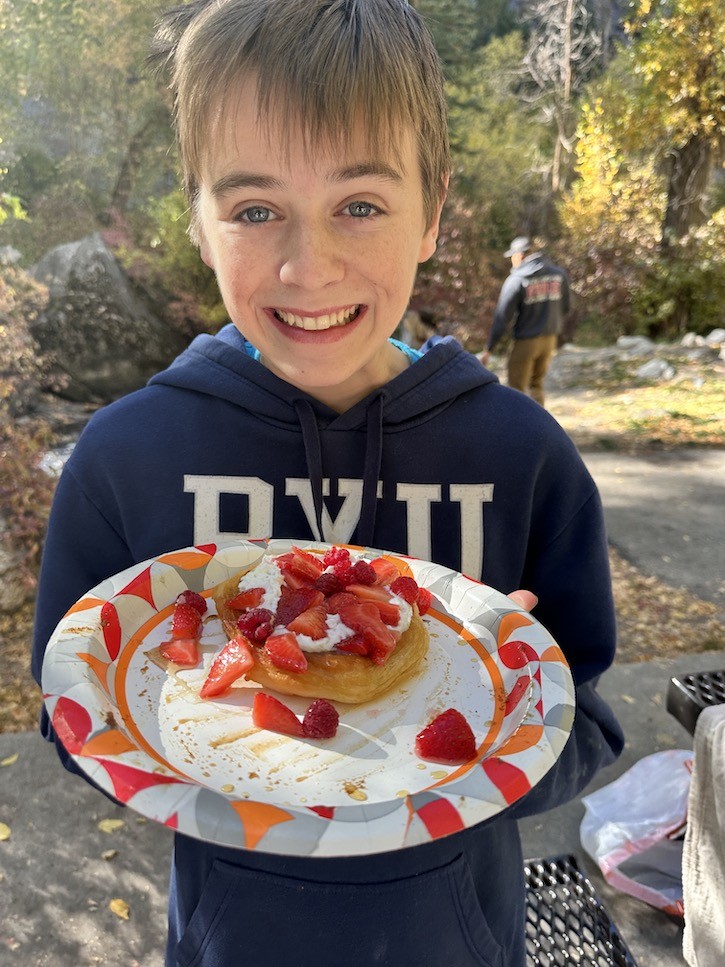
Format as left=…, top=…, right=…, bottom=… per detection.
left=504, top=236, right=531, bottom=258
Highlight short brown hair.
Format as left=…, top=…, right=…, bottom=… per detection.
left=152, top=0, right=450, bottom=239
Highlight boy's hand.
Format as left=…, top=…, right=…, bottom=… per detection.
left=508, top=590, right=537, bottom=612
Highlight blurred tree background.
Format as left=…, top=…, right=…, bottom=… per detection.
left=1, top=0, right=723, bottom=348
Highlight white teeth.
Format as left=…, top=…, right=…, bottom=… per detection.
left=276, top=306, right=359, bottom=330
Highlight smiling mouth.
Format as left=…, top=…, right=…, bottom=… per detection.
left=272, top=305, right=362, bottom=330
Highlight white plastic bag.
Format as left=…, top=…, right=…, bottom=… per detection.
left=580, top=749, right=693, bottom=916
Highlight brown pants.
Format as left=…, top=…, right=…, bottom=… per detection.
left=507, top=334, right=558, bottom=406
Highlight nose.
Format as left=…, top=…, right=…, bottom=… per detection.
left=278, top=219, right=344, bottom=290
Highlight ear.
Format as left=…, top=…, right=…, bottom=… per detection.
left=198, top=228, right=214, bottom=270
left=418, top=174, right=449, bottom=264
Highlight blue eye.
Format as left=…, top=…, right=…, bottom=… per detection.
left=345, top=201, right=379, bottom=218
left=238, top=206, right=274, bottom=223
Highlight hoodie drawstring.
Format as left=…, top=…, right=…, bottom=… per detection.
left=294, top=399, right=325, bottom=541
left=357, top=393, right=384, bottom=546
left=293, top=393, right=384, bottom=546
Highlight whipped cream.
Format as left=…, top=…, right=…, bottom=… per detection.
left=236, top=558, right=285, bottom=613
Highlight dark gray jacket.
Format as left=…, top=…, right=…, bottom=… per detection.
left=487, top=254, right=570, bottom=351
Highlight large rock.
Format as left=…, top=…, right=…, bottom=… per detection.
left=30, top=233, right=189, bottom=403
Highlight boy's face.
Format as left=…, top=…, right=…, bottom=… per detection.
left=196, top=79, right=444, bottom=411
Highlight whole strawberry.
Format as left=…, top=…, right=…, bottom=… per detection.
left=414, top=708, right=476, bottom=764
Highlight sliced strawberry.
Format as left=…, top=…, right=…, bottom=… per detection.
left=314, top=572, right=344, bottom=596
left=335, top=634, right=369, bottom=655
left=171, top=602, right=202, bottom=639
left=282, top=569, right=316, bottom=591
left=275, top=586, right=325, bottom=626
left=302, top=699, right=339, bottom=739
left=416, top=587, right=433, bottom=616
left=160, top=637, right=200, bottom=666
left=324, top=591, right=359, bottom=614
left=390, top=576, right=420, bottom=605
left=265, top=632, right=308, bottom=673
left=289, top=547, right=325, bottom=580
left=176, top=590, right=208, bottom=615
left=336, top=600, right=398, bottom=665
left=200, top=636, right=255, bottom=698
left=345, top=583, right=401, bottom=626
left=288, top=603, right=327, bottom=640
left=415, top=708, right=476, bottom=764
left=252, top=692, right=305, bottom=737
left=370, top=557, right=402, bottom=586
left=227, top=587, right=265, bottom=611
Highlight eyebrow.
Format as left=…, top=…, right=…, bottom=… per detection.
left=210, top=161, right=403, bottom=199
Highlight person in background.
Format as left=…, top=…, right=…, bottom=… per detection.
left=480, top=236, right=570, bottom=407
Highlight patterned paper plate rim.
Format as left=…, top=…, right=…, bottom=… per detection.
left=41, top=540, right=574, bottom=857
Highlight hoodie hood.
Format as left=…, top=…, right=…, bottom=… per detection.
left=149, top=326, right=497, bottom=544
left=512, top=253, right=546, bottom=278
left=150, top=326, right=495, bottom=428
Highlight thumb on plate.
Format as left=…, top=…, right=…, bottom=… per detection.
left=508, top=589, right=538, bottom=612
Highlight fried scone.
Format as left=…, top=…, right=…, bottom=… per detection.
left=211, top=545, right=430, bottom=704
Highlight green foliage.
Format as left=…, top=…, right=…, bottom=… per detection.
left=631, top=211, right=725, bottom=337
left=123, top=190, right=227, bottom=334
left=0, top=0, right=173, bottom=245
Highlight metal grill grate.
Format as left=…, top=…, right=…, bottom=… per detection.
left=525, top=854, right=638, bottom=967
left=666, top=670, right=725, bottom=734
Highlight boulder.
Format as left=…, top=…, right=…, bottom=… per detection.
left=30, top=233, right=189, bottom=403
left=616, top=335, right=655, bottom=355
left=636, top=359, right=675, bottom=381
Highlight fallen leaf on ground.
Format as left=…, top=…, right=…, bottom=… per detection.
left=98, top=818, right=125, bottom=834
left=0, top=753, right=18, bottom=767
left=0, top=822, right=11, bottom=841
left=102, top=849, right=119, bottom=861
left=109, top=898, right=131, bottom=920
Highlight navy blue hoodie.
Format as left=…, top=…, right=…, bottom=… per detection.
left=32, top=329, right=622, bottom=967
left=488, top=254, right=571, bottom=352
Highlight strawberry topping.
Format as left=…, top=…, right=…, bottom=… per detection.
left=275, top=586, right=324, bottom=626
left=414, top=708, right=476, bottom=764
left=265, top=631, right=309, bottom=673
left=288, top=603, right=327, bottom=640
left=227, top=587, right=265, bottom=611
left=171, top=602, right=202, bottom=640
left=200, top=636, right=255, bottom=698
left=416, top=587, right=433, bottom=616
left=160, top=637, right=199, bottom=666
left=252, top=692, right=305, bottom=737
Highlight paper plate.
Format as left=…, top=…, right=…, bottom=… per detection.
left=41, top=539, right=574, bottom=857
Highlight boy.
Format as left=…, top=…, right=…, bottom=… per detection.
left=32, top=2, right=623, bottom=965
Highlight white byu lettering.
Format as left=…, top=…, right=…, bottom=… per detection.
left=396, top=483, right=441, bottom=562
left=285, top=478, right=383, bottom=542
left=183, top=476, right=494, bottom=576
left=449, top=483, right=494, bottom=579
left=184, top=475, right=273, bottom=542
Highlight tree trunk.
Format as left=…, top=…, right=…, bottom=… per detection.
left=661, top=133, right=712, bottom=245
left=106, top=111, right=165, bottom=219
